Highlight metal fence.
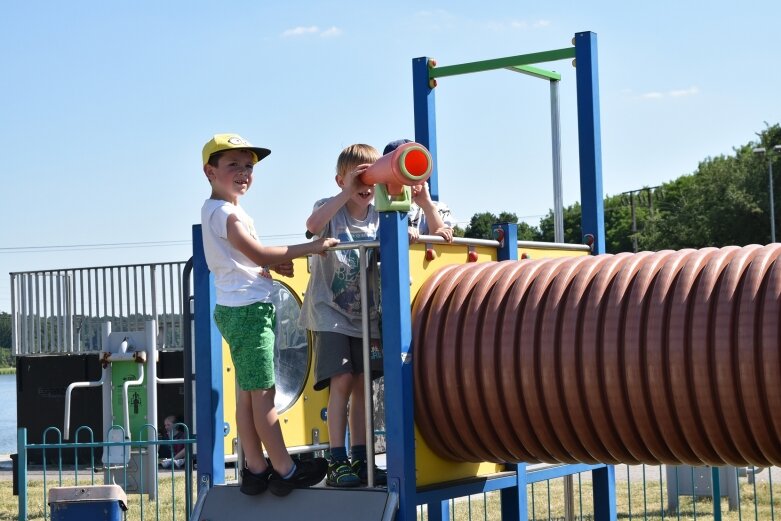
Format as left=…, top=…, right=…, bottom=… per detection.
left=10, top=262, right=188, bottom=355
left=16, top=425, right=196, bottom=521
left=415, top=464, right=781, bottom=521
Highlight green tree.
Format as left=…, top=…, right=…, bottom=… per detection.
left=0, top=313, right=13, bottom=368
left=452, top=225, right=466, bottom=238
left=539, top=203, right=583, bottom=245
left=464, top=211, right=541, bottom=241
left=0, top=313, right=11, bottom=350
left=464, top=212, right=499, bottom=239
left=464, top=123, right=781, bottom=251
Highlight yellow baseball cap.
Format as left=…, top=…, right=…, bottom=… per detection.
left=202, top=133, right=271, bottom=166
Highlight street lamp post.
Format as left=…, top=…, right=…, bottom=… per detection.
left=753, top=144, right=781, bottom=243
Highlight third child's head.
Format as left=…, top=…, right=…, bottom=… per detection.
left=335, top=143, right=380, bottom=208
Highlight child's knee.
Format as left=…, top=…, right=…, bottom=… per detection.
left=330, top=372, right=353, bottom=394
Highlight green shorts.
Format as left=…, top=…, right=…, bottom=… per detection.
left=213, top=302, right=276, bottom=391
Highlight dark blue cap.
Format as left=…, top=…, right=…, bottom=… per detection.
left=383, top=139, right=413, bottom=155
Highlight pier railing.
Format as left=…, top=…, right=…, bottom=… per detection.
left=10, top=261, right=188, bottom=355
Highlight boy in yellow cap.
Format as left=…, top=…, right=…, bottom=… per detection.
left=201, top=133, right=337, bottom=496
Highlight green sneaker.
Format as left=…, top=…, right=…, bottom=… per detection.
left=326, top=460, right=361, bottom=488
left=351, top=459, right=387, bottom=486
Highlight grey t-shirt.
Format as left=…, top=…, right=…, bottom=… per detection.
left=298, top=199, right=381, bottom=338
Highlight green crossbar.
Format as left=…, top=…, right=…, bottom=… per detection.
left=429, top=47, right=575, bottom=80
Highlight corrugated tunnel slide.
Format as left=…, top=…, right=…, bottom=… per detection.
left=412, top=245, right=781, bottom=467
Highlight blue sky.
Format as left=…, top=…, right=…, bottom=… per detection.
left=1, top=1, right=780, bottom=311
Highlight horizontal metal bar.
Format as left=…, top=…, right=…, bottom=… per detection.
left=329, top=241, right=380, bottom=251
left=285, top=443, right=331, bottom=455
left=416, top=471, right=518, bottom=503
left=518, top=240, right=591, bottom=252
left=526, top=462, right=607, bottom=483
left=417, top=235, right=501, bottom=248
left=25, top=438, right=195, bottom=450
left=430, top=47, right=576, bottom=79
left=10, top=260, right=185, bottom=276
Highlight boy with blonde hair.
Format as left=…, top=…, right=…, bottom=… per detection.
left=201, top=133, right=336, bottom=496
left=299, top=144, right=387, bottom=487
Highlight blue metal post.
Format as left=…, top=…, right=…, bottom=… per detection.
left=491, top=219, right=521, bottom=521
left=413, top=56, right=440, bottom=201
left=192, top=224, right=225, bottom=487
left=501, top=463, right=528, bottom=521
left=18, top=428, right=27, bottom=521
left=574, top=31, right=606, bottom=254
left=428, top=501, right=449, bottom=521
left=379, top=211, right=417, bottom=521
left=494, top=223, right=519, bottom=261
left=593, top=465, right=617, bottom=521
left=711, top=466, right=723, bottom=520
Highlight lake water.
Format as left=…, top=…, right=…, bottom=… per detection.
left=0, top=374, right=16, bottom=454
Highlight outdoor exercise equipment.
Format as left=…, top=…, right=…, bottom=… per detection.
left=63, top=321, right=165, bottom=498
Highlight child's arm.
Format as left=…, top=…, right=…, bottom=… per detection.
left=226, top=215, right=339, bottom=266
left=270, top=261, right=294, bottom=277
left=413, top=183, right=454, bottom=243
left=306, top=164, right=372, bottom=236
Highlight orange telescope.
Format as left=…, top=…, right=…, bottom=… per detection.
left=361, top=142, right=433, bottom=195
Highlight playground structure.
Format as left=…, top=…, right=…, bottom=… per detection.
left=191, top=31, right=614, bottom=520
left=10, top=30, right=781, bottom=521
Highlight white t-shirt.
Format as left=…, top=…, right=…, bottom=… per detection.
left=408, top=201, right=456, bottom=234
left=201, top=198, right=274, bottom=306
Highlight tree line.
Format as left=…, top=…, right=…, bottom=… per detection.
left=460, top=124, right=781, bottom=253
left=0, top=313, right=12, bottom=367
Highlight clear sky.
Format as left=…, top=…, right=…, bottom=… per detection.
left=2, top=1, right=780, bottom=312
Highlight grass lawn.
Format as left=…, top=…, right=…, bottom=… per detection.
left=4, top=473, right=195, bottom=521
left=4, top=469, right=780, bottom=520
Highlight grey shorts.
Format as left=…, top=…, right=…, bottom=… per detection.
left=313, top=331, right=383, bottom=391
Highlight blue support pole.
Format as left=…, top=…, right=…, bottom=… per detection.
left=192, top=224, right=225, bottom=488
left=379, top=211, right=417, bottom=521
left=592, top=465, right=617, bottom=521
left=495, top=223, right=522, bottom=520
left=18, top=428, right=27, bottom=521
left=428, top=501, right=449, bottom=521
left=501, top=463, right=528, bottom=521
left=494, top=223, right=519, bottom=261
left=413, top=56, right=440, bottom=201
left=711, top=466, right=723, bottom=520
left=574, top=31, right=606, bottom=254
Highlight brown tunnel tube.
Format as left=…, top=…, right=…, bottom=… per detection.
left=411, top=245, right=781, bottom=467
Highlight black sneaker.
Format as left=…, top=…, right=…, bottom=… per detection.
left=351, top=459, right=388, bottom=486
left=326, top=459, right=361, bottom=488
left=240, top=467, right=271, bottom=496
left=267, top=457, right=328, bottom=497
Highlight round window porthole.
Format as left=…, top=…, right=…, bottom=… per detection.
left=270, top=280, right=310, bottom=413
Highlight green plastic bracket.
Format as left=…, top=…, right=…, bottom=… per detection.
left=375, top=185, right=412, bottom=212
left=507, top=64, right=561, bottom=81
